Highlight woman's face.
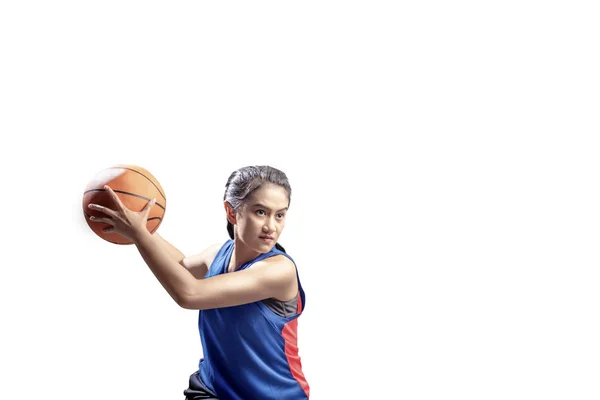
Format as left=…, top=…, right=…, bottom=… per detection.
left=234, top=183, right=289, bottom=252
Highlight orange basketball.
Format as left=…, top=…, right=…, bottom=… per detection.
left=82, top=164, right=166, bottom=245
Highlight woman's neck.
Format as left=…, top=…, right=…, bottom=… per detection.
left=227, top=238, right=262, bottom=272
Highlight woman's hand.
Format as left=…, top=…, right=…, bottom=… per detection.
left=87, top=185, right=156, bottom=243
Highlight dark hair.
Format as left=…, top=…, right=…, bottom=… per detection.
left=224, top=165, right=291, bottom=253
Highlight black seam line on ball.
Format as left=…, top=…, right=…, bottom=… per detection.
left=108, top=166, right=166, bottom=200
left=83, top=189, right=166, bottom=210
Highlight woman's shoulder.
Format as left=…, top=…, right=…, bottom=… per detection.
left=254, top=252, right=297, bottom=281
left=181, top=241, right=227, bottom=279
left=205, top=241, right=229, bottom=265
left=265, top=248, right=296, bottom=266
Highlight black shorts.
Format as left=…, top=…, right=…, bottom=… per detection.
left=183, top=370, right=219, bottom=400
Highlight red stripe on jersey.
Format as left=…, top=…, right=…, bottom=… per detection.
left=297, top=291, right=303, bottom=313
left=282, top=293, right=309, bottom=398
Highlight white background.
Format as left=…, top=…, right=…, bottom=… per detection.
left=1, top=1, right=599, bottom=399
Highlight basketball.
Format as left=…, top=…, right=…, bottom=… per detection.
left=82, top=164, right=166, bottom=244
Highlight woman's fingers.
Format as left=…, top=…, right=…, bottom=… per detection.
left=144, top=198, right=156, bottom=215
left=87, top=203, right=117, bottom=218
left=87, top=210, right=119, bottom=235
left=104, top=185, right=126, bottom=211
left=88, top=215, right=114, bottom=225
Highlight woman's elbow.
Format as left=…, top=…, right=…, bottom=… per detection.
left=177, top=294, right=204, bottom=310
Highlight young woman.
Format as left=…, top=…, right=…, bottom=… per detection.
left=87, top=165, right=310, bottom=400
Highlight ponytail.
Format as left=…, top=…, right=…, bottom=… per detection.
left=275, top=243, right=286, bottom=253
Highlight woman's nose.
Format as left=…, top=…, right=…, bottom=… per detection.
left=264, top=219, right=276, bottom=232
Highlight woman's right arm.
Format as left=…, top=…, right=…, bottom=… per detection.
left=154, top=232, right=185, bottom=263
left=154, top=233, right=221, bottom=279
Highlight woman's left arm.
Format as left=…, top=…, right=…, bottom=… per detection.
left=178, top=255, right=297, bottom=310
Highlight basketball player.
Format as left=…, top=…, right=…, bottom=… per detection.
left=87, top=165, right=310, bottom=400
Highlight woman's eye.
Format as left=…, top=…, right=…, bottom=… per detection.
left=256, top=210, right=266, bottom=216
left=277, top=213, right=284, bottom=219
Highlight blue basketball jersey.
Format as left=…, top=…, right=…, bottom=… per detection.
left=197, top=240, right=310, bottom=400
